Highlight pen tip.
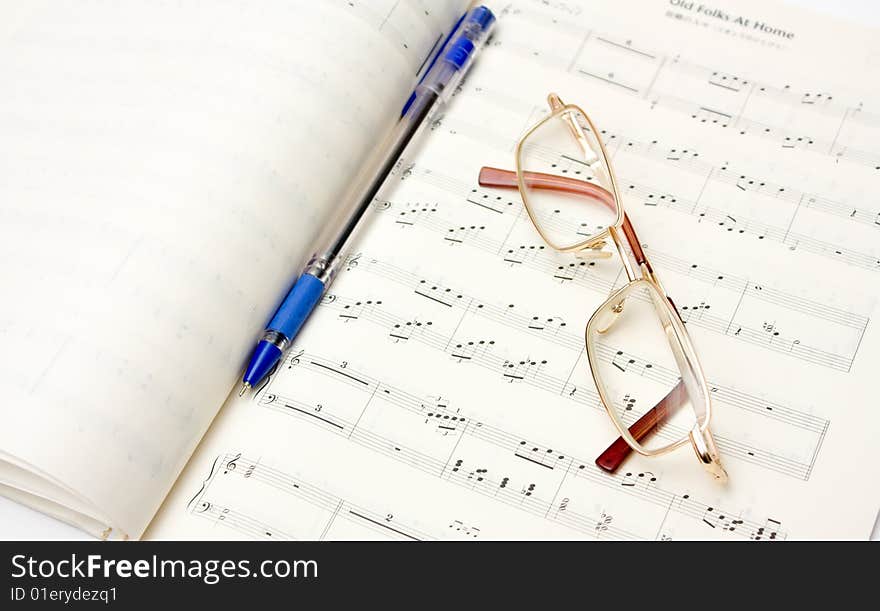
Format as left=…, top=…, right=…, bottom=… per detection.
left=238, top=382, right=251, bottom=397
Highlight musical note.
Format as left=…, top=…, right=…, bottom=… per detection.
left=595, top=511, right=613, bottom=536
left=318, top=292, right=825, bottom=478
left=440, top=99, right=880, bottom=232
left=389, top=318, right=432, bottom=342
left=620, top=471, right=657, bottom=487
left=250, top=350, right=789, bottom=540
left=337, top=299, right=382, bottom=322
left=501, top=357, right=548, bottom=382
left=680, top=302, right=710, bottom=322
left=445, top=224, right=486, bottom=245
left=423, top=403, right=466, bottom=436
left=708, top=71, right=748, bottom=92
left=514, top=440, right=567, bottom=470
left=449, top=339, right=496, bottom=362
left=692, top=106, right=733, bottom=127
left=190, top=454, right=431, bottom=541
left=449, top=519, right=481, bottom=538
left=750, top=518, right=783, bottom=541
left=350, top=257, right=833, bottom=433
left=494, top=6, right=880, bottom=171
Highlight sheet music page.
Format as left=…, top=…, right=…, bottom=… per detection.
left=149, top=0, right=880, bottom=540
left=0, top=0, right=466, bottom=539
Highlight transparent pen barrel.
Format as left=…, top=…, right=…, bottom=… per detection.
left=304, top=87, right=440, bottom=282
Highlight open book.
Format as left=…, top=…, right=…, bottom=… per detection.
left=2, top=0, right=880, bottom=540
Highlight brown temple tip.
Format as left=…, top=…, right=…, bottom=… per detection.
left=595, top=408, right=658, bottom=473
left=478, top=166, right=518, bottom=188
left=593, top=383, right=681, bottom=474
left=595, top=435, right=633, bottom=472
left=477, top=166, right=492, bottom=186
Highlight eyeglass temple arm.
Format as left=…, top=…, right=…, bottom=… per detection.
left=478, top=167, right=652, bottom=271
left=480, top=166, right=689, bottom=472
left=595, top=379, right=683, bottom=472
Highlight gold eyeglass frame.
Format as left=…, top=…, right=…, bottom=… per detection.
left=480, top=93, right=728, bottom=483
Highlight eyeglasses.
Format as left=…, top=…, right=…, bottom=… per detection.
left=479, top=93, right=728, bottom=483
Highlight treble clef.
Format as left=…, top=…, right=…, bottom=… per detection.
left=288, top=349, right=304, bottom=368
left=223, top=453, right=241, bottom=474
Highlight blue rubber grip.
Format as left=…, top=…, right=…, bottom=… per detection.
left=268, top=272, right=325, bottom=338
left=242, top=272, right=325, bottom=388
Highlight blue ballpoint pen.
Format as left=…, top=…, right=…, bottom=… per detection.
left=239, top=6, right=496, bottom=395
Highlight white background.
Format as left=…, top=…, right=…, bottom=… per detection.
left=1, top=0, right=878, bottom=540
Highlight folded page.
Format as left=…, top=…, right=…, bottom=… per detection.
left=0, top=0, right=466, bottom=538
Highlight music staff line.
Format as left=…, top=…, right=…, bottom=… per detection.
left=445, top=88, right=879, bottom=233
left=509, top=143, right=878, bottom=275
left=187, top=454, right=297, bottom=540
left=392, top=200, right=855, bottom=371
left=440, top=106, right=880, bottom=264
left=192, top=501, right=296, bottom=540
left=383, top=189, right=861, bottom=372
left=398, top=161, right=870, bottom=332
left=261, top=351, right=786, bottom=540
left=189, top=452, right=434, bottom=541
left=261, top=390, right=639, bottom=540
left=501, top=3, right=880, bottom=126
left=519, top=135, right=880, bottom=272
left=435, top=111, right=880, bottom=271
left=434, top=100, right=880, bottom=273
left=496, top=7, right=880, bottom=170
left=320, top=292, right=821, bottom=480
left=562, top=129, right=877, bottom=233
left=624, top=180, right=880, bottom=273
left=353, top=255, right=830, bottom=437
